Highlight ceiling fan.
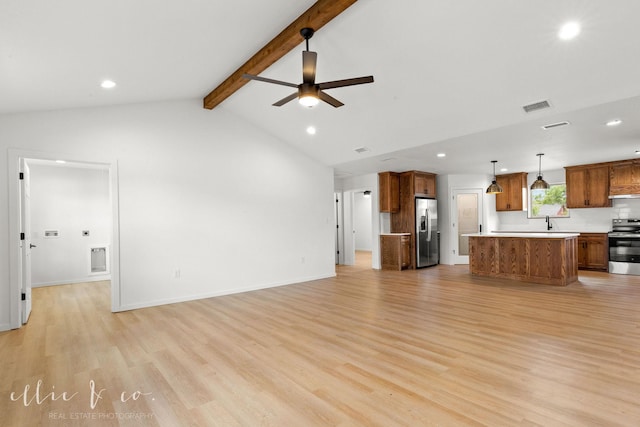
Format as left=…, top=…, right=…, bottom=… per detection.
left=242, top=28, right=374, bottom=108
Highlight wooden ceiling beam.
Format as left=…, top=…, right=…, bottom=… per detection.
left=202, top=0, right=358, bottom=110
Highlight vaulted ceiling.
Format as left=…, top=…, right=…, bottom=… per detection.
left=2, top=0, right=640, bottom=178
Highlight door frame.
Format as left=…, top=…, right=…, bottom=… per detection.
left=8, top=149, right=122, bottom=329
left=451, top=188, right=484, bottom=264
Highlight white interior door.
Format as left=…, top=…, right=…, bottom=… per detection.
left=451, top=188, right=483, bottom=264
left=20, top=160, right=33, bottom=324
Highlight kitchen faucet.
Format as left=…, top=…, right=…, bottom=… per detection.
left=546, top=215, right=553, bottom=231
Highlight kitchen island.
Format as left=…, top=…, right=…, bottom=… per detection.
left=467, top=233, right=579, bottom=286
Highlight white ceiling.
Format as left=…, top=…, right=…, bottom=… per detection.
left=2, top=0, right=640, bottom=178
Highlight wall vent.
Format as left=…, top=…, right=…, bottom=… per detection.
left=90, top=247, right=107, bottom=273
left=542, top=121, right=570, bottom=130
left=354, top=146, right=370, bottom=154
left=522, top=100, right=551, bottom=113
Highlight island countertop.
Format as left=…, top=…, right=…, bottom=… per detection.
left=464, top=232, right=580, bottom=238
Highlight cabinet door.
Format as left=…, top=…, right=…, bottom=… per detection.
left=414, top=173, right=436, bottom=197
left=506, top=174, right=523, bottom=211
left=566, top=167, right=588, bottom=208
left=494, top=175, right=510, bottom=211
left=578, top=234, right=608, bottom=271
left=401, top=236, right=411, bottom=268
left=379, top=172, right=400, bottom=213
left=495, top=173, right=526, bottom=211
left=610, top=160, right=640, bottom=195
left=585, top=238, right=608, bottom=270
left=585, top=165, right=610, bottom=207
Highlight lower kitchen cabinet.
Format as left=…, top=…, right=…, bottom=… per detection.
left=577, top=233, right=608, bottom=271
left=380, top=233, right=411, bottom=270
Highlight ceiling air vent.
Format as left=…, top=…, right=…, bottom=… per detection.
left=542, top=121, right=570, bottom=130
left=354, top=146, right=370, bottom=154
left=522, top=100, right=551, bottom=113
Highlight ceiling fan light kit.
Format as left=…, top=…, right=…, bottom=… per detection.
left=243, top=27, right=374, bottom=108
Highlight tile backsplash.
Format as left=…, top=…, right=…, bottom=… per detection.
left=496, top=199, right=640, bottom=233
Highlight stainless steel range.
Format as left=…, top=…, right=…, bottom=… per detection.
left=609, top=219, right=640, bottom=275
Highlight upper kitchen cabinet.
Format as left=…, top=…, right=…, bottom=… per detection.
left=610, top=159, right=640, bottom=196
left=565, top=163, right=611, bottom=208
left=402, top=171, right=437, bottom=198
left=379, top=172, right=400, bottom=213
left=495, top=172, right=527, bottom=211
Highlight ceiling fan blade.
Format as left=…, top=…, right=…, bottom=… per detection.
left=318, top=90, right=344, bottom=108
left=272, top=92, right=299, bottom=107
left=318, top=76, right=374, bottom=90
left=302, top=51, right=317, bottom=84
left=242, top=74, right=298, bottom=88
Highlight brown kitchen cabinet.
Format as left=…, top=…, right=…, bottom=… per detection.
left=577, top=233, right=608, bottom=271
left=389, top=170, right=437, bottom=269
left=413, top=171, right=437, bottom=197
left=380, top=233, right=411, bottom=270
left=565, top=164, right=611, bottom=208
left=495, top=172, right=527, bottom=211
left=378, top=172, right=400, bottom=213
left=609, top=159, right=640, bottom=196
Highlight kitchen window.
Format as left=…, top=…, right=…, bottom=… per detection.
left=529, top=183, right=569, bottom=218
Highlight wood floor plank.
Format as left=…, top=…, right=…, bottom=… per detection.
left=1, top=264, right=640, bottom=426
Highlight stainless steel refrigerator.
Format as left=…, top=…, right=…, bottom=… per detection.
left=416, top=197, right=439, bottom=268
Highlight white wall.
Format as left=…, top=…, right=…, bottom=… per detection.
left=353, top=192, right=373, bottom=251
left=0, top=99, right=336, bottom=330
left=439, top=174, right=498, bottom=265
left=29, top=164, right=111, bottom=286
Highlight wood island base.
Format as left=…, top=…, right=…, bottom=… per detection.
left=468, top=233, right=579, bottom=286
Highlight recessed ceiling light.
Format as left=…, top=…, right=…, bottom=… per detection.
left=306, top=126, right=316, bottom=135
left=636, top=150, right=640, bottom=156
left=55, top=160, right=66, bottom=164
left=606, top=119, right=622, bottom=127
left=500, top=168, right=508, bottom=172
left=436, top=153, right=446, bottom=158
left=100, top=80, right=116, bottom=89
left=559, top=21, right=581, bottom=40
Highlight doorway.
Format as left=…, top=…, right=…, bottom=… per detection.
left=8, top=149, right=121, bottom=329
left=337, top=188, right=378, bottom=268
left=451, top=188, right=483, bottom=264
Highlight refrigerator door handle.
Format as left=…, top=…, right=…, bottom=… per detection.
left=426, top=209, right=432, bottom=241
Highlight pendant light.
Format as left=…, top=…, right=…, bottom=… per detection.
left=530, top=153, right=550, bottom=190
left=486, top=160, right=504, bottom=194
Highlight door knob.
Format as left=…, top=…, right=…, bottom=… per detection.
left=30, top=244, right=36, bottom=249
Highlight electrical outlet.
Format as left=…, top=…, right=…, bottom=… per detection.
left=301, top=256, right=305, bottom=264
left=174, top=269, right=181, bottom=278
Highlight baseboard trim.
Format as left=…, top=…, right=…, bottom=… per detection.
left=33, top=276, right=111, bottom=288
left=115, top=272, right=336, bottom=312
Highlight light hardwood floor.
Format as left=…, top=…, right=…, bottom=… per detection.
left=1, top=264, right=640, bottom=426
